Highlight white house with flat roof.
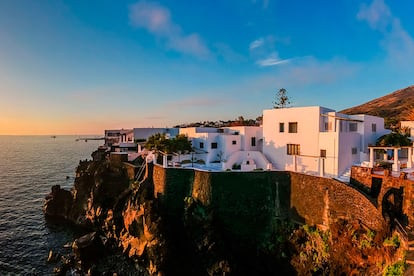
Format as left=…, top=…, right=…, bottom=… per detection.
left=262, top=106, right=390, bottom=178
left=105, top=129, right=134, bottom=146
left=179, top=126, right=271, bottom=171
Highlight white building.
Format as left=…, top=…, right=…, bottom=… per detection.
left=105, top=129, right=134, bottom=146
left=262, top=106, right=390, bottom=178
left=401, top=121, right=414, bottom=141
left=179, top=126, right=271, bottom=171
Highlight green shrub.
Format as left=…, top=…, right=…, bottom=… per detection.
left=383, top=260, right=406, bottom=276
left=383, top=234, right=400, bottom=248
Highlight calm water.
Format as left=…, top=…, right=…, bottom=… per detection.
left=0, top=136, right=103, bottom=274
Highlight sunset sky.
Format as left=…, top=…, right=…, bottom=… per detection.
left=1, top=0, right=414, bottom=135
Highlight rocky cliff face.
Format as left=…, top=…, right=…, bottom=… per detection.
left=44, top=157, right=406, bottom=275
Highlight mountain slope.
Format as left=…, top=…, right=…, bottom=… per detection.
left=340, top=85, right=414, bottom=125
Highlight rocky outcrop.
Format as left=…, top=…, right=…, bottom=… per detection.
left=44, top=155, right=406, bottom=275
left=44, top=185, right=72, bottom=220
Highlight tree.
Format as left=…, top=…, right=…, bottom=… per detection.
left=145, top=133, right=192, bottom=153
left=273, top=88, right=291, bottom=109
left=145, top=133, right=170, bottom=152
left=376, top=132, right=411, bottom=147
left=169, top=134, right=192, bottom=153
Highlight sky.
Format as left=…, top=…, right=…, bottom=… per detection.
left=1, top=0, right=414, bottom=135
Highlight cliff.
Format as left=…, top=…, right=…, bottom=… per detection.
left=341, top=85, right=414, bottom=126
left=44, top=157, right=405, bottom=275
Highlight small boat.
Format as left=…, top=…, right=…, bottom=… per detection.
left=51, top=135, right=57, bottom=138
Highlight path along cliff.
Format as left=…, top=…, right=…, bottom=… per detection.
left=44, top=153, right=407, bottom=275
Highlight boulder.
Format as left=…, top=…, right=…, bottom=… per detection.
left=43, top=185, right=73, bottom=219
left=72, top=232, right=106, bottom=268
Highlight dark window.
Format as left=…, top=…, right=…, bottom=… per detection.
left=372, top=123, right=377, bottom=132
left=199, top=142, right=204, bottom=149
left=320, top=149, right=326, bottom=158
left=349, top=123, right=358, bottom=132
left=251, top=137, right=256, bottom=147
left=352, top=147, right=358, bottom=155
left=288, top=122, right=298, bottom=133
left=279, top=122, right=285, bottom=133
left=211, top=142, right=218, bottom=149
left=287, top=144, right=300, bottom=155
left=232, top=140, right=237, bottom=145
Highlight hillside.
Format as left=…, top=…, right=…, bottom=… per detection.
left=340, top=85, right=414, bottom=126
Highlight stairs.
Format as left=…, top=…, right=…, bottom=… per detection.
left=336, top=168, right=351, bottom=183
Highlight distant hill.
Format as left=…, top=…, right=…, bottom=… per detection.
left=340, top=85, right=414, bottom=127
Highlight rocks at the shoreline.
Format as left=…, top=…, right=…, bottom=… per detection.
left=44, top=185, right=72, bottom=220
left=72, top=232, right=106, bottom=267
left=44, top=154, right=406, bottom=275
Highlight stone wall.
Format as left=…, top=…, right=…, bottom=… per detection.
left=290, top=173, right=385, bottom=232
left=192, top=170, right=291, bottom=241
left=351, top=165, right=414, bottom=227
left=153, top=166, right=194, bottom=217
left=152, top=165, right=386, bottom=239
left=350, top=166, right=373, bottom=191
left=123, top=162, right=139, bottom=180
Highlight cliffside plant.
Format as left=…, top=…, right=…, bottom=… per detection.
left=291, top=225, right=330, bottom=274
left=358, top=229, right=376, bottom=250
left=383, top=260, right=406, bottom=276
left=383, top=234, right=400, bottom=248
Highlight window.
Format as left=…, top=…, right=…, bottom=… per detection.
left=352, top=147, right=358, bottom=155
left=320, top=149, right=326, bottom=158
left=279, top=122, right=285, bottom=133
left=287, top=144, right=300, bottom=155
left=199, top=142, right=204, bottom=149
left=349, top=122, right=358, bottom=132
left=211, top=142, right=218, bottom=149
left=372, top=123, right=377, bottom=132
left=288, top=122, right=298, bottom=133
left=232, top=140, right=237, bottom=145
left=325, top=122, right=332, bottom=131
left=251, top=137, right=256, bottom=147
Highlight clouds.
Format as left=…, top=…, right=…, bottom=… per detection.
left=249, top=36, right=292, bottom=67
left=357, top=0, right=414, bottom=65
left=249, top=38, right=264, bottom=50
left=357, top=0, right=392, bottom=31
left=249, top=57, right=360, bottom=90
left=256, top=53, right=291, bottom=67
left=129, top=1, right=210, bottom=59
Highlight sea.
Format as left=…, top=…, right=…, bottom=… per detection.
left=0, top=135, right=103, bottom=275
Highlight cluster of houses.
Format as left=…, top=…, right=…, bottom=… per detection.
left=102, top=106, right=414, bottom=181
